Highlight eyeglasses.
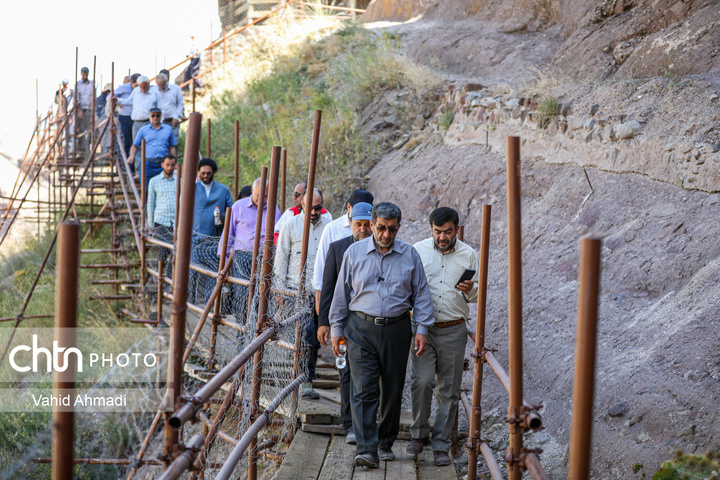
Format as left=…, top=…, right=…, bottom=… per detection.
left=292, top=192, right=302, bottom=198
left=150, top=113, right=161, bottom=118
left=310, top=204, right=323, bottom=212
left=374, top=225, right=399, bottom=234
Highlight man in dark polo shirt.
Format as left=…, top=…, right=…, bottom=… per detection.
left=329, top=202, right=435, bottom=469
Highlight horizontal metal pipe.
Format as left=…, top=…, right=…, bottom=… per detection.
left=156, top=434, right=204, bottom=480
left=0, top=313, right=53, bottom=323
left=215, top=374, right=307, bottom=480
left=525, top=452, right=549, bottom=480
left=169, top=315, right=297, bottom=429
left=33, top=458, right=162, bottom=466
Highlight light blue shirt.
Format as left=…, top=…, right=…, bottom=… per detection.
left=133, top=123, right=177, bottom=159
left=155, top=83, right=184, bottom=121
left=329, top=237, right=435, bottom=337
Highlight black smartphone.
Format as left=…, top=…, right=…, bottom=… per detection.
left=455, top=268, right=476, bottom=287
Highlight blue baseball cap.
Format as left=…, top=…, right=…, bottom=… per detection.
left=351, top=202, right=373, bottom=221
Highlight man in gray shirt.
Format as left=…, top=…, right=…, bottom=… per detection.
left=329, top=202, right=435, bottom=468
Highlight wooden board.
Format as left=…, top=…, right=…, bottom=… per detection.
left=318, top=434, right=356, bottom=480
left=315, top=367, right=340, bottom=380
left=352, top=462, right=386, bottom=480
left=418, top=448, right=458, bottom=480
left=385, top=441, right=417, bottom=480
left=302, top=424, right=346, bottom=435
left=316, top=388, right=342, bottom=404
left=298, top=397, right=342, bottom=425
left=312, top=378, right=340, bottom=389
left=273, top=430, right=330, bottom=480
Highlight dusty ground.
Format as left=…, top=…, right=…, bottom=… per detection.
left=342, top=8, right=720, bottom=479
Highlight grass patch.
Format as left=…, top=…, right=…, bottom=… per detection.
left=199, top=20, right=443, bottom=214
left=538, top=96, right=560, bottom=118
left=438, top=108, right=455, bottom=130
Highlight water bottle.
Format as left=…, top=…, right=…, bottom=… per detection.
left=214, top=206, right=221, bottom=226
left=336, top=340, right=347, bottom=369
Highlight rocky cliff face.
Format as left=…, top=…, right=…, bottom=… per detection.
left=364, top=0, right=720, bottom=80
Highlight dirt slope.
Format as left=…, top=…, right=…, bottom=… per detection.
left=358, top=1, right=720, bottom=477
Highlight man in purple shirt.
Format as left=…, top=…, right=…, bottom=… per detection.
left=221, top=177, right=280, bottom=320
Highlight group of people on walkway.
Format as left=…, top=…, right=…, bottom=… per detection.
left=60, top=62, right=480, bottom=470
left=145, top=153, right=479, bottom=467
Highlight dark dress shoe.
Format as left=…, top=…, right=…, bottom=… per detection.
left=406, top=437, right=430, bottom=454
left=434, top=450, right=452, bottom=466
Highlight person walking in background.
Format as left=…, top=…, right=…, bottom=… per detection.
left=329, top=202, right=434, bottom=468
left=128, top=107, right=177, bottom=192
left=75, top=66, right=94, bottom=153
left=95, top=83, right=112, bottom=153
left=116, top=75, right=160, bottom=164
left=190, top=158, right=234, bottom=304
left=317, top=201, right=374, bottom=445
left=155, top=70, right=185, bottom=140
left=313, top=189, right=373, bottom=313
left=274, top=188, right=331, bottom=400
left=113, top=75, right=136, bottom=168
left=274, top=181, right=332, bottom=242
left=408, top=207, right=478, bottom=466
left=221, top=177, right=280, bottom=316
left=147, top=155, right=178, bottom=276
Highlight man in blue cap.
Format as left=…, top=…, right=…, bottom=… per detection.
left=317, top=202, right=374, bottom=444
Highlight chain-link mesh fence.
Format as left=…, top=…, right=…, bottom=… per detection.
left=131, top=230, right=314, bottom=479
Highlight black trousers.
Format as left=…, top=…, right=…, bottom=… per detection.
left=339, top=353, right=353, bottom=432
left=345, top=311, right=412, bottom=455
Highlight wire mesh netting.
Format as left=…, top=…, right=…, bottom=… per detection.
left=133, top=230, right=315, bottom=479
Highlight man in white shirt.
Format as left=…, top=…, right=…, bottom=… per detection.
left=115, top=75, right=160, bottom=164
left=155, top=70, right=185, bottom=140
left=274, top=188, right=330, bottom=399
left=408, top=207, right=479, bottom=466
left=275, top=181, right=332, bottom=242
left=312, top=189, right=374, bottom=312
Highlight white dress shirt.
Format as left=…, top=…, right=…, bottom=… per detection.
left=312, top=212, right=351, bottom=291
left=274, top=212, right=330, bottom=290
left=413, top=237, right=479, bottom=327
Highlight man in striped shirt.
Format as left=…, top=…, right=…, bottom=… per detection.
left=147, top=154, right=177, bottom=275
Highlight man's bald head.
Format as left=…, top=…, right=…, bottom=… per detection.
left=251, top=177, right=269, bottom=207
left=123, top=75, right=131, bottom=84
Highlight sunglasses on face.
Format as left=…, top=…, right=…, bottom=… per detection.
left=150, top=113, right=161, bottom=118
left=310, top=204, right=323, bottom=212
left=374, top=225, right=398, bottom=234
left=292, top=192, right=302, bottom=198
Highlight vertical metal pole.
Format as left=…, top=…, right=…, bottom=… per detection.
left=141, top=139, right=147, bottom=307
left=73, top=47, right=78, bottom=161
left=174, top=166, right=182, bottom=247
left=506, top=136, right=523, bottom=480
left=467, top=205, right=491, bottom=480
left=457, top=225, right=464, bottom=242
left=206, top=118, right=211, bottom=158
left=280, top=149, right=287, bottom=212
left=208, top=208, right=232, bottom=368
left=568, top=238, right=601, bottom=480
left=289, top=111, right=322, bottom=440
left=234, top=120, right=240, bottom=200
left=245, top=167, right=267, bottom=323
left=163, top=112, right=202, bottom=466
left=52, top=222, right=80, bottom=480
left=248, top=148, right=280, bottom=480
left=157, top=260, right=164, bottom=326
left=89, top=57, right=97, bottom=232
left=191, top=81, right=196, bottom=113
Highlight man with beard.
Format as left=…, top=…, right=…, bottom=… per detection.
left=190, top=158, right=233, bottom=304
left=317, top=202, right=373, bottom=444
left=329, top=202, right=434, bottom=468
left=147, top=155, right=177, bottom=276
left=273, top=188, right=330, bottom=399
left=408, top=207, right=478, bottom=466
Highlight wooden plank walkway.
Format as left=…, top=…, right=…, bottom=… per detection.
left=278, top=374, right=458, bottom=480
left=275, top=431, right=458, bottom=479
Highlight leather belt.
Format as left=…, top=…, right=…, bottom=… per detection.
left=353, top=310, right=409, bottom=326
left=432, top=319, right=465, bottom=329
left=146, top=157, right=164, bottom=164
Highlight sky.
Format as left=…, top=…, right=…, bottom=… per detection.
left=0, top=0, right=221, bottom=159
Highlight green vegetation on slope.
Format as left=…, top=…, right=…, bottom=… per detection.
left=202, top=21, right=441, bottom=214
